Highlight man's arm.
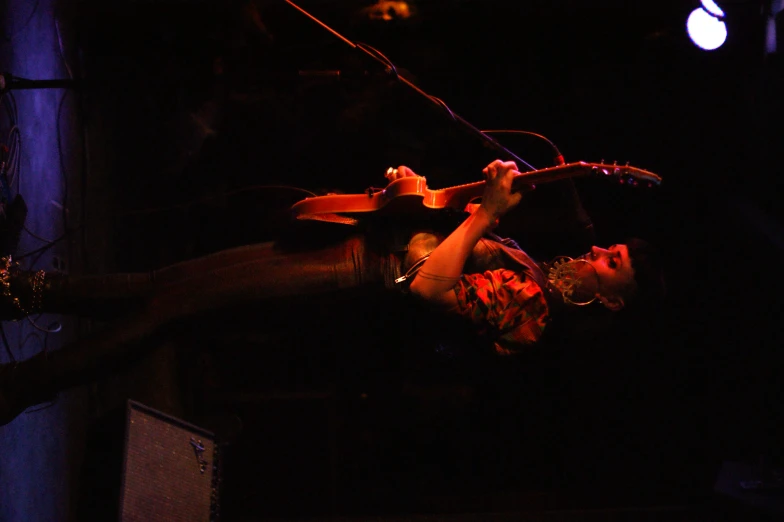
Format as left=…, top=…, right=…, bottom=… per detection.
left=408, top=160, right=524, bottom=307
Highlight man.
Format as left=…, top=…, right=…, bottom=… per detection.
left=0, top=159, right=663, bottom=426
left=399, top=160, right=661, bottom=355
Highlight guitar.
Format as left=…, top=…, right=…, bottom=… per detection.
left=291, top=162, right=662, bottom=222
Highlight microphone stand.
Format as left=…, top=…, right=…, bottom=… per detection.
left=0, top=72, right=78, bottom=94
left=285, top=0, right=536, bottom=172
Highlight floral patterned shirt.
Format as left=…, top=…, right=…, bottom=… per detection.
left=453, top=268, right=550, bottom=356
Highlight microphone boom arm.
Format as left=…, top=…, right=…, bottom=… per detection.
left=285, top=0, right=536, bottom=171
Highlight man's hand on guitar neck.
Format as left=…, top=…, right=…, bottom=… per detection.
left=384, top=165, right=422, bottom=183
left=466, top=160, right=530, bottom=226
left=408, top=160, right=528, bottom=308
left=480, top=160, right=525, bottom=222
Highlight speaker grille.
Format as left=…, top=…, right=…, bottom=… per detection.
left=118, top=401, right=219, bottom=522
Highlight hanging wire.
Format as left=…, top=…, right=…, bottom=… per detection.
left=482, top=129, right=566, bottom=165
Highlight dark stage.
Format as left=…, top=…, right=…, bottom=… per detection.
left=1, top=0, right=783, bottom=520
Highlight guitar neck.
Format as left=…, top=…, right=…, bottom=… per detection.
left=434, top=162, right=660, bottom=209
left=512, top=162, right=593, bottom=185
left=452, top=161, right=659, bottom=192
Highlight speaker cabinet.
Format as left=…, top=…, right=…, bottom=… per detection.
left=79, top=400, right=221, bottom=521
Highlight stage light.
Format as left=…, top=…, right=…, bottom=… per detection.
left=361, top=1, right=413, bottom=21
left=687, top=6, right=727, bottom=51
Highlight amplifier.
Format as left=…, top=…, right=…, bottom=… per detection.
left=79, top=400, right=221, bottom=522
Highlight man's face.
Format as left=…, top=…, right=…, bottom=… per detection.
left=583, top=244, right=637, bottom=310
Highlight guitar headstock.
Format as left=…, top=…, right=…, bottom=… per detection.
left=588, top=161, right=662, bottom=188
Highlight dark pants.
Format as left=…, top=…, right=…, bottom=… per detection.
left=31, top=236, right=402, bottom=393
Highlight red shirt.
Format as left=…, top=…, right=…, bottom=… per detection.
left=453, top=268, right=550, bottom=356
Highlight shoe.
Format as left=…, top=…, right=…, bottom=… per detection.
left=0, top=352, right=57, bottom=427
left=0, top=255, right=46, bottom=321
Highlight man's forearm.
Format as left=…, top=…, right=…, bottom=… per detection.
left=408, top=159, right=522, bottom=306
left=409, top=206, right=495, bottom=304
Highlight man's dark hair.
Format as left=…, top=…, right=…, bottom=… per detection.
left=625, top=237, right=667, bottom=305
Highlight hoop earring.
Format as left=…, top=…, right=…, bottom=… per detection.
left=547, top=256, right=599, bottom=306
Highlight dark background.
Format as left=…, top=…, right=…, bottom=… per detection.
left=49, top=0, right=784, bottom=519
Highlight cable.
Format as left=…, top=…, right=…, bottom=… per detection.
left=15, top=234, right=67, bottom=260
left=26, top=316, right=62, bottom=334
left=23, top=224, right=58, bottom=244
left=429, top=96, right=457, bottom=121
left=25, top=234, right=61, bottom=268
left=482, top=129, right=565, bottom=166
left=355, top=42, right=398, bottom=78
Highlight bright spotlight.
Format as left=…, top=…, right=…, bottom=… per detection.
left=687, top=7, right=727, bottom=51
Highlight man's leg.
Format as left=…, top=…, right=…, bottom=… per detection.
left=0, top=235, right=401, bottom=426
left=3, top=235, right=401, bottom=317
